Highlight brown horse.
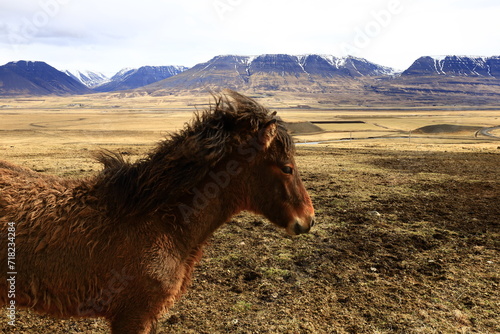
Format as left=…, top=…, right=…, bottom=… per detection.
left=0, top=90, right=314, bottom=333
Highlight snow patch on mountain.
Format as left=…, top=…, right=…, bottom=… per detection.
left=65, top=70, right=109, bottom=88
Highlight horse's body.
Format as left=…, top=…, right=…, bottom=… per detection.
left=0, top=91, right=314, bottom=333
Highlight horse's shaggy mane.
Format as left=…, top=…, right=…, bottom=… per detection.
left=93, top=90, right=293, bottom=219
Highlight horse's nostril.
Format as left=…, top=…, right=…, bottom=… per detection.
left=294, top=222, right=303, bottom=235
left=310, top=217, right=315, bottom=228
left=292, top=221, right=307, bottom=235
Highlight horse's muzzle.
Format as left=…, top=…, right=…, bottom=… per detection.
left=289, top=216, right=315, bottom=235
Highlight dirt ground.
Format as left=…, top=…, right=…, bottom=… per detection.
left=1, top=142, right=499, bottom=334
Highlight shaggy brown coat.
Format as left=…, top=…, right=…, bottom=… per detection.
left=0, top=90, right=314, bottom=333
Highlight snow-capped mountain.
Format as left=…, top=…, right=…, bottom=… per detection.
left=296, top=54, right=395, bottom=77
left=64, top=70, right=109, bottom=88
left=94, top=65, right=188, bottom=92
left=195, top=54, right=394, bottom=78
left=2, top=56, right=499, bottom=106
left=109, top=68, right=135, bottom=82
left=402, top=56, right=500, bottom=78
left=143, top=54, right=395, bottom=93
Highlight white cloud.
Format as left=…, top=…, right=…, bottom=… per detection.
left=0, top=0, right=498, bottom=74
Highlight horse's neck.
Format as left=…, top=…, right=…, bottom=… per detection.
left=170, top=169, right=249, bottom=248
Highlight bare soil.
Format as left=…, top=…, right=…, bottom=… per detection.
left=1, top=145, right=499, bottom=334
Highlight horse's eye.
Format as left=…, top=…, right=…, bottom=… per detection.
left=281, top=166, right=293, bottom=175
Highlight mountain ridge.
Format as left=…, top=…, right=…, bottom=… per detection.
left=402, top=55, right=500, bottom=78
left=1, top=55, right=500, bottom=107
left=143, top=54, right=395, bottom=94
left=0, top=61, right=92, bottom=96
left=93, top=65, right=189, bottom=92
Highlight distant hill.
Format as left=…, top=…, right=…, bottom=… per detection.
left=413, top=124, right=483, bottom=134
left=94, top=65, right=188, bottom=92
left=143, top=54, right=394, bottom=94
left=0, top=61, right=92, bottom=96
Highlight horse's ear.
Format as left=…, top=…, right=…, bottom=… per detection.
left=258, top=119, right=278, bottom=150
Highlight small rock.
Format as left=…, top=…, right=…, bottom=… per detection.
left=166, top=314, right=180, bottom=324
left=368, top=211, right=381, bottom=217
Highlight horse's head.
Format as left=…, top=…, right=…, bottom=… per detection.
left=242, top=118, right=315, bottom=235
left=168, top=90, right=315, bottom=235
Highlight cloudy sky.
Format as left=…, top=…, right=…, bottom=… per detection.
left=0, top=0, right=498, bottom=75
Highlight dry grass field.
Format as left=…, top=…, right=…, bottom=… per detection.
left=1, top=94, right=499, bottom=333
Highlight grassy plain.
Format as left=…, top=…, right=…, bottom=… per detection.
left=1, top=94, right=499, bottom=333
